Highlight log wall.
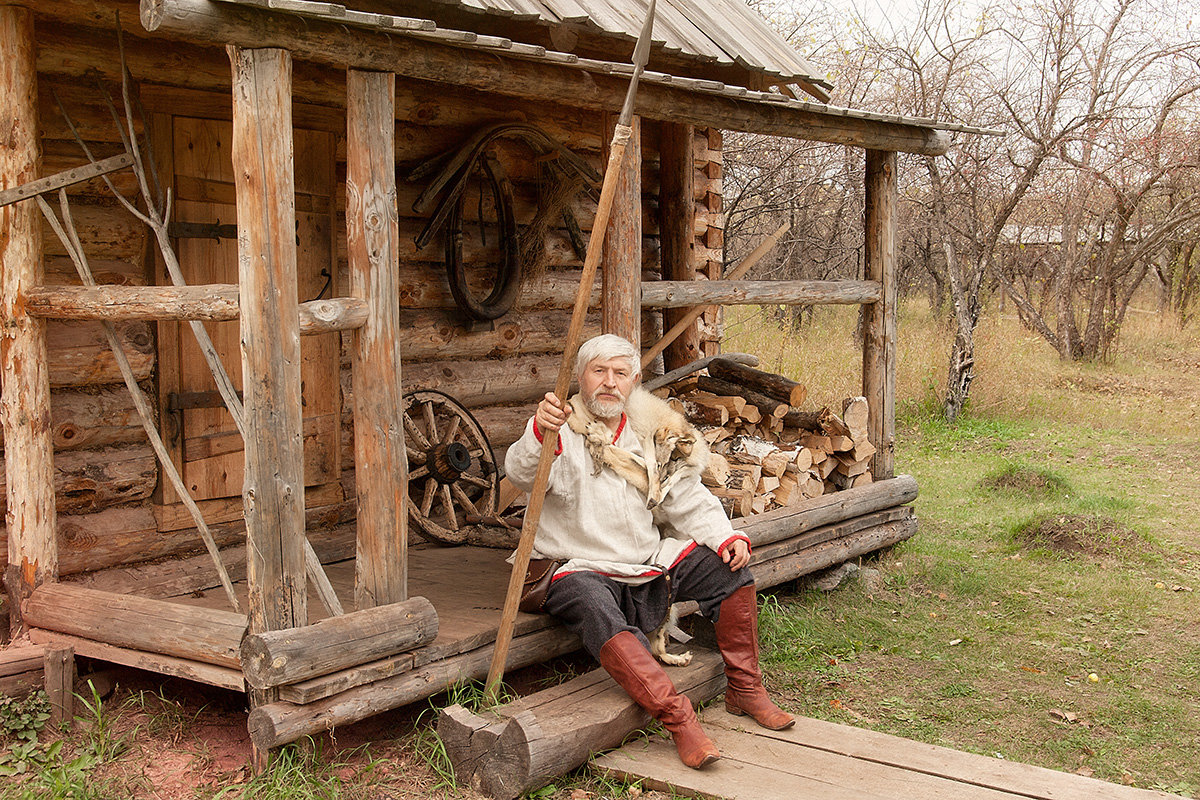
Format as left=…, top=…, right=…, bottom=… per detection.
left=2, top=5, right=722, bottom=580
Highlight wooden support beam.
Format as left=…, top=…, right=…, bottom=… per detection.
left=240, top=596, right=437, bottom=690
left=43, top=645, right=75, bottom=729
left=658, top=122, right=700, bottom=371
left=0, top=5, right=56, bottom=635
left=247, top=625, right=581, bottom=750
left=24, top=283, right=368, bottom=333
left=230, top=46, right=307, bottom=640
left=139, top=0, right=951, bottom=156
left=346, top=68, right=408, bottom=609
left=601, top=115, right=641, bottom=346
left=0, top=153, right=134, bottom=208
left=863, top=150, right=897, bottom=479
left=640, top=279, right=881, bottom=308
left=22, top=583, right=247, bottom=669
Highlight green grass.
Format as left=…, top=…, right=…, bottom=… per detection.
left=725, top=301, right=1200, bottom=795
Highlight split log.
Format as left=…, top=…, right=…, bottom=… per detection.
left=695, top=376, right=786, bottom=419
left=22, top=583, right=247, bottom=669
left=750, top=516, right=917, bottom=590
left=843, top=396, right=870, bottom=443
left=241, top=596, right=437, bottom=690
left=442, top=649, right=727, bottom=800
left=732, top=474, right=918, bottom=548
left=707, top=358, right=807, bottom=406
left=247, top=625, right=581, bottom=750
left=0, top=444, right=155, bottom=516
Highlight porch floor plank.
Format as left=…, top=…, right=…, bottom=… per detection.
left=593, top=707, right=1184, bottom=800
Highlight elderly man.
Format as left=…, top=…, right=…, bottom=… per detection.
left=505, top=334, right=793, bottom=769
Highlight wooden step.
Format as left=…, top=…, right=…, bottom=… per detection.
left=593, top=706, right=1183, bottom=800
left=439, top=648, right=727, bottom=800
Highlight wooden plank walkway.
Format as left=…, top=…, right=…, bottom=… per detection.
left=593, top=706, right=1186, bottom=800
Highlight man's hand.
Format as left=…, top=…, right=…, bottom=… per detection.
left=535, top=392, right=571, bottom=433
left=722, top=539, right=751, bottom=571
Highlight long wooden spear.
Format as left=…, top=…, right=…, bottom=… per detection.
left=485, top=0, right=659, bottom=701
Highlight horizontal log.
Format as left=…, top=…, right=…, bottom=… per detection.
left=0, top=645, right=45, bottom=678
left=29, top=628, right=245, bottom=691
left=47, top=319, right=154, bottom=387
left=26, top=284, right=368, bottom=334
left=696, top=375, right=787, bottom=419
left=708, top=357, right=806, bottom=406
left=446, top=650, right=727, bottom=800
left=641, top=280, right=882, bottom=308
left=0, top=443, right=156, bottom=516
left=140, top=0, right=950, bottom=155
left=733, top=474, right=919, bottom=548
left=23, top=583, right=247, bottom=669
left=40, top=200, right=146, bottom=261
left=66, top=516, right=355, bottom=601
left=241, top=596, right=438, bottom=690
left=750, top=517, right=918, bottom=590
left=0, top=386, right=145, bottom=452
left=247, top=625, right=581, bottom=750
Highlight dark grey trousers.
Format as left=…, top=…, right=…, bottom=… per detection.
left=542, top=546, right=754, bottom=659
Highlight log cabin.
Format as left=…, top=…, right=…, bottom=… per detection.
left=1, top=0, right=964, bottom=762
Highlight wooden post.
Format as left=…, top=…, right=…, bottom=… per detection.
left=1, top=5, right=56, bottom=635
left=863, top=150, right=897, bottom=479
left=230, top=47, right=307, bottom=633
left=602, top=114, right=642, bottom=348
left=658, top=122, right=700, bottom=371
left=43, top=645, right=75, bottom=729
left=346, top=68, right=407, bottom=608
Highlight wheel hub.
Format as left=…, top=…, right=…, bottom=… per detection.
left=427, top=441, right=472, bottom=483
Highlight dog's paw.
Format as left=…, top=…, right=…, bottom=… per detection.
left=657, top=649, right=693, bottom=667
left=584, top=421, right=611, bottom=444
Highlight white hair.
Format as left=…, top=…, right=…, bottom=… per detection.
left=574, top=334, right=641, bottom=382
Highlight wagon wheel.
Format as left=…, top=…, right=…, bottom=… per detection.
left=403, top=389, right=500, bottom=545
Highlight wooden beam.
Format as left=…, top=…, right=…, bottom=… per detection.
left=230, top=46, right=307, bottom=637
left=863, top=150, right=897, bottom=479
left=0, top=152, right=134, bottom=208
left=346, top=68, right=407, bottom=609
left=658, top=122, right=700, bottom=371
left=640, top=279, right=881, bottom=308
left=0, top=5, right=56, bottom=636
left=139, top=0, right=951, bottom=156
left=23, top=284, right=368, bottom=333
left=22, top=583, right=247, bottom=669
left=601, top=115, right=641, bottom=346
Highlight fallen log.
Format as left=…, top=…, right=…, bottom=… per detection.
left=750, top=516, right=918, bottom=589
left=440, top=649, right=727, bottom=800
left=241, top=596, right=438, bottom=690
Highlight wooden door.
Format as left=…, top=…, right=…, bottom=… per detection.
left=155, top=116, right=342, bottom=530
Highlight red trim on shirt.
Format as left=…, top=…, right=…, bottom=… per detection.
left=717, top=535, right=751, bottom=557
left=612, top=413, right=627, bottom=443
left=552, top=566, right=663, bottom=582
left=531, top=419, right=562, bottom=455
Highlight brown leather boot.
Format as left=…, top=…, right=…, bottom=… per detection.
left=598, top=631, right=720, bottom=769
left=715, top=584, right=795, bottom=730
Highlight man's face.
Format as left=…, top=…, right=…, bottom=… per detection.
left=579, top=356, right=637, bottom=419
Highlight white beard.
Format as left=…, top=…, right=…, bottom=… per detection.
left=584, top=392, right=626, bottom=420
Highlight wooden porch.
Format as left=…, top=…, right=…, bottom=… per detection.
left=22, top=475, right=917, bottom=750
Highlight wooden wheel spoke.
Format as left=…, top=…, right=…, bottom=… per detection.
left=458, top=472, right=491, bottom=490
left=409, top=465, right=429, bottom=481
left=444, top=415, right=462, bottom=444
left=420, top=478, right=437, bottom=516
left=421, top=401, right=439, bottom=444
left=405, top=443, right=427, bottom=465
left=451, top=483, right=481, bottom=516
left=440, top=484, right=458, bottom=530
left=404, top=413, right=431, bottom=450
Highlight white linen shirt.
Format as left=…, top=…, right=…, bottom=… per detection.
left=504, top=408, right=748, bottom=585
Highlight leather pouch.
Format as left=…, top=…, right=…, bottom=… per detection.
left=519, top=558, right=564, bottom=613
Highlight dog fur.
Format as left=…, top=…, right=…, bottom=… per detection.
left=649, top=603, right=693, bottom=666
left=566, top=386, right=709, bottom=509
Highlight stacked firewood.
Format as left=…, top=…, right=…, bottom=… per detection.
left=656, top=358, right=878, bottom=518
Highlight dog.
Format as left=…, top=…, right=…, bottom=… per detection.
left=566, top=387, right=708, bottom=509
left=649, top=603, right=693, bottom=667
